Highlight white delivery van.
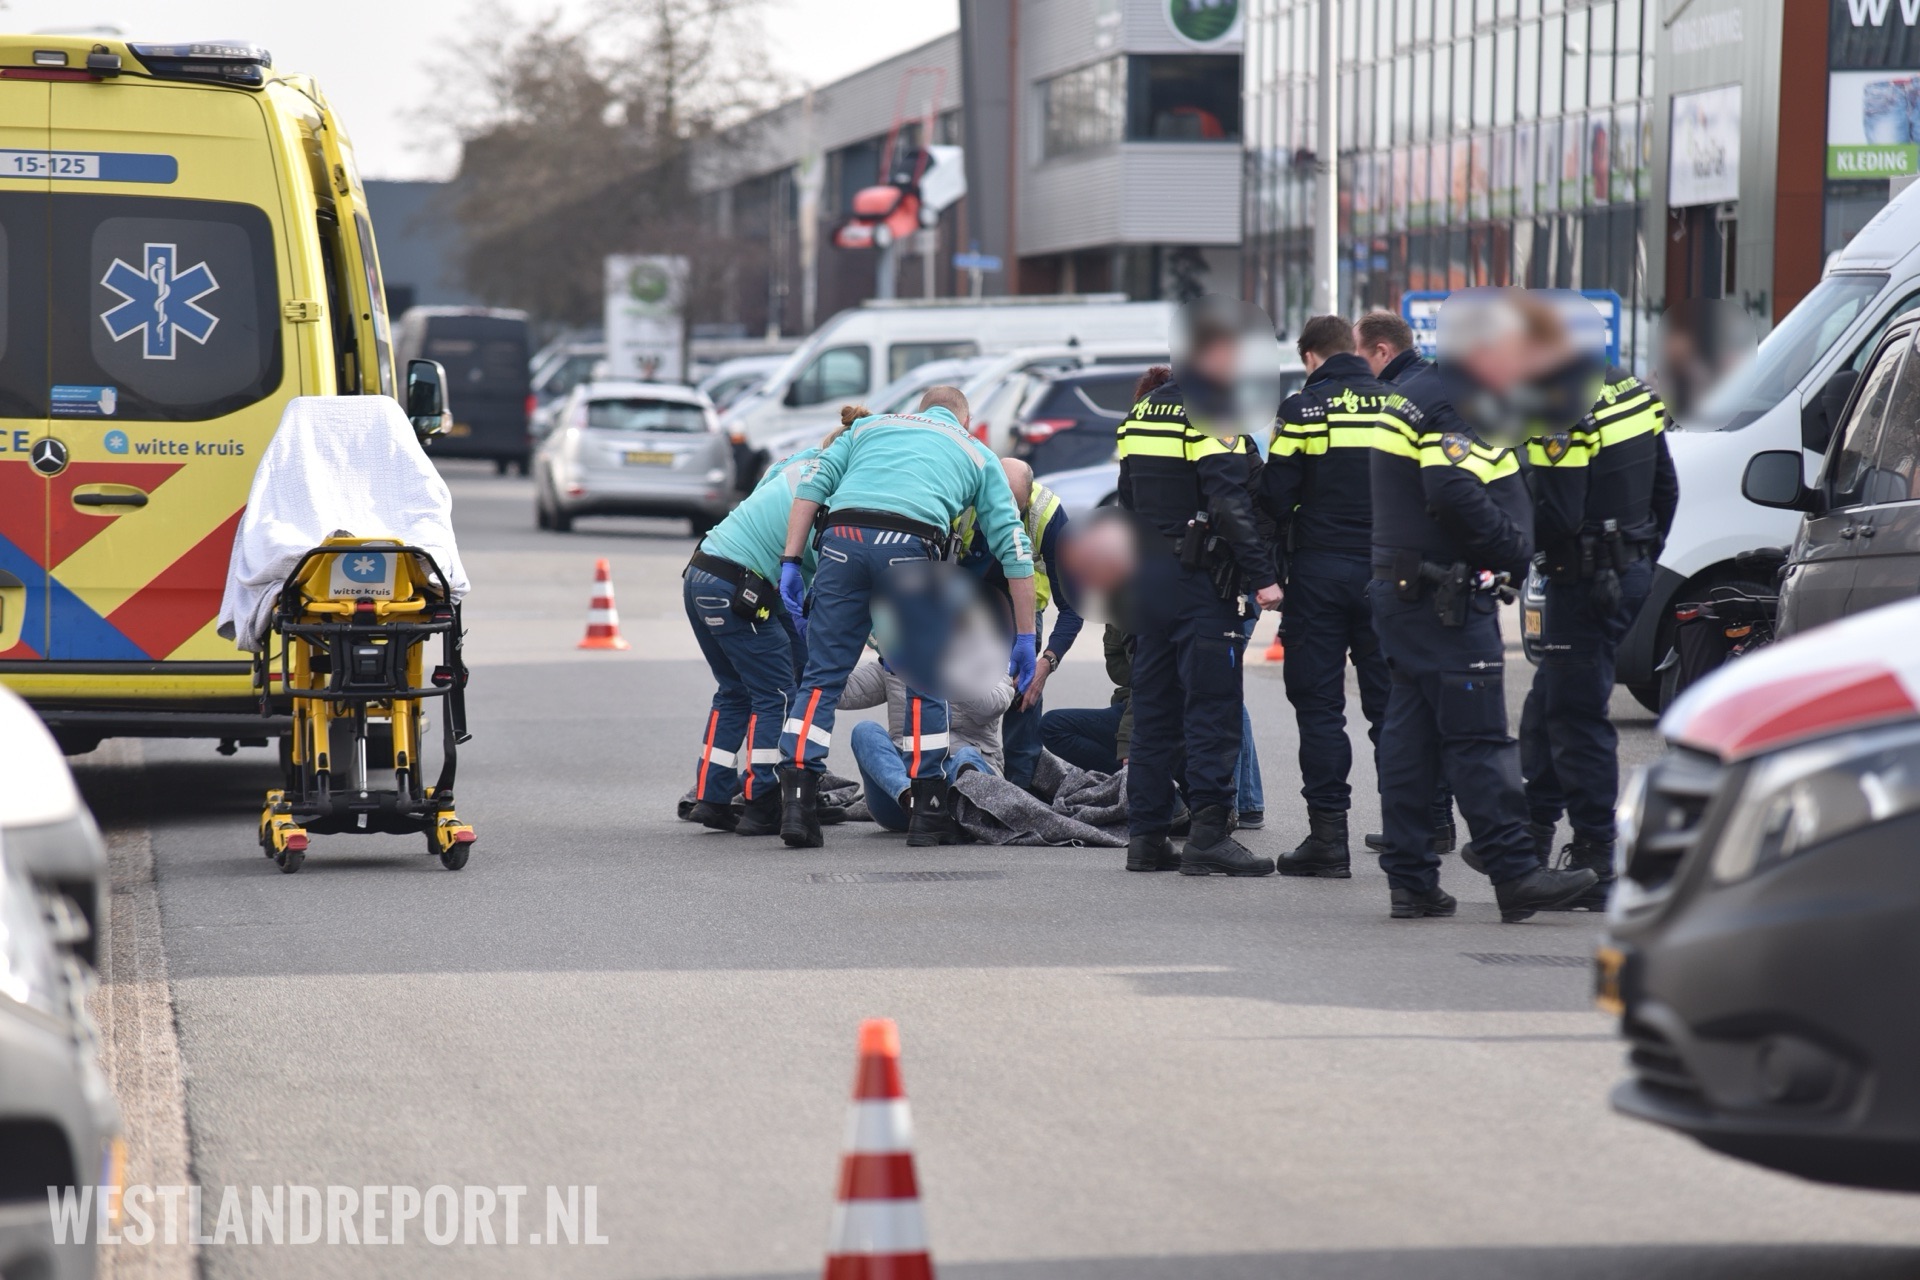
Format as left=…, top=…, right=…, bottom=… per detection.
left=719, top=294, right=1175, bottom=462
left=1621, top=181, right=1920, bottom=709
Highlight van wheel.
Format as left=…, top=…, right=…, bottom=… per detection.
left=514, top=456, right=530, bottom=477
left=1627, top=683, right=1662, bottom=715
left=495, top=458, right=511, bottom=476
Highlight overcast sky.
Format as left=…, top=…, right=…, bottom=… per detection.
left=10, top=0, right=960, bottom=179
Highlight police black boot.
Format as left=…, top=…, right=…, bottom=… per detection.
left=688, top=799, right=737, bottom=831
left=1278, top=808, right=1350, bottom=878
left=1389, top=884, right=1457, bottom=919
left=1545, top=833, right=1615, bottom=911
left=1493, top=866, right=1598, bottom=923
left=1125, top=834, right=1182, bottom=872
left=906, top=776, right=959, bottom=848
left=1179, top=805, right=1275, bottom=877
left=779, top=766, right=823, bottom=849
left=1528, top=821, right=1556, bottom=867
left=733, top=788, right=781, bottom=837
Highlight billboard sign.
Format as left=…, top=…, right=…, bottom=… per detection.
left=1668, top=84, right=1742, bottom=208
left=604, top=255, right=687, bottom=382
left=1828, top=69, right=1920, bottom=176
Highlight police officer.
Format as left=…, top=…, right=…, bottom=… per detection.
left=775, top=386, right=1037, bottom=849
left=1356, top=309, right=1455, bottom=858
left=683, top=442, right=823, bottom=836
left=1263, top=316, right=1391, bottom=878
left=1368, top=294, right=1597, bottom=921
left=1517, top=367, right=1677, bottom=908
left=1117, top=305, right=1282, bottom=878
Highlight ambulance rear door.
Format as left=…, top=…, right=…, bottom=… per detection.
left=44, top=76, right=291, bottom=666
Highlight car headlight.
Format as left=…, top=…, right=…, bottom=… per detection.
left=0, top=855, right=63, bottom=1018
left=1710, top=719, right=1920, bottom=884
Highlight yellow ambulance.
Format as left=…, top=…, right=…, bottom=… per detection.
left=0, top=36, right=398, bottom=752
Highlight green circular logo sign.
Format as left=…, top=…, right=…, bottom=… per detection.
left=627, top=261, right=671, bottom=305
left=1168, top=0, right=1239, bottom=45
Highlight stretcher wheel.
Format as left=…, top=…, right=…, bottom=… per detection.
left=277, top=844, right=305, bottom=875
left=438, top=840, right=470, bottom=871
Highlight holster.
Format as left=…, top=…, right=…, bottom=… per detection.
left=733, top=567, right=778, bottom=622
left=1178, top=510, right=1212, bottom=571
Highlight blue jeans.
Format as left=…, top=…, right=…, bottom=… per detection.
left=1041, top=702, right=1125, bottom=774
left=684, top=567, right=804, bottom=804
left=781, top=525, right=948, bottom=778
left=849, top=720, right=992, bottom=832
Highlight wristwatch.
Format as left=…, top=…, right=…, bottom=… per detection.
left=1042, top=649, right=1060, bottom=673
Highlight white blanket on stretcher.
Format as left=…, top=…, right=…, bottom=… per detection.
left=217, top=396, right=470, bottom=651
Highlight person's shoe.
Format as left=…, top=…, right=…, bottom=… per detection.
left=906, top=776, right=959, bottom=848
left=1528, top=821, right=1556, bottom=867
left=779, top=766, right=823, bottom=849
left=1237, top=809, right=1265, bottom=830
left=689, top=799, right=737, bottom=832
left=1389, top=885, right=1457, bottom=918
left=1179, top=806, right=1275, bottom=877
left=1278, top=807, right=1350, bottom=878
left=1365, top=822, right=1455, bottom=855
left=1126, top=834, right=1181, bottom=872
left=733, top=789, right=781, bottom=837
left=1544, top=833, right=1615, bottom=911
left=1493, top=866, right=1599, bottom=923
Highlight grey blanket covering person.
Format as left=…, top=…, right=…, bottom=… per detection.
left=948, top=751, right=1130, bottom=847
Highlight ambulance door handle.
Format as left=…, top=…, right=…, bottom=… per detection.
left=72, top=490, right=148, bottom=508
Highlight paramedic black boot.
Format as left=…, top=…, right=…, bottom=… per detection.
left=1179, top=805, right=1275, bottom=877
left=779, top=766, right=823, bottom=849
left=1545, top=833, right=1615, bottom=911
left=1278, top=808, right=1350, bottom=878
left=1125, top=834, right=1182, bottom=872
left=688, top=799, right=737, bottom=832
left=733, top=789, right=782, bottom=837
left=906, top=776, right=959, bottom=848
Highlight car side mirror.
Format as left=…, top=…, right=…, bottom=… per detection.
left=406, top=358, right=451, bottom=441
left=1801, top=368, right=1859, bottom=453
left=1742, top=450, right=1811, bottom=511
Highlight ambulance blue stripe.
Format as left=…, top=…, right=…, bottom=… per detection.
left=0, top=531, right=46, bottom=655
left=47, top=577, right=147, bottom=659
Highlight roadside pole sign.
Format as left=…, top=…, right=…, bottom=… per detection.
left=604, top=255, right=688, bottom=382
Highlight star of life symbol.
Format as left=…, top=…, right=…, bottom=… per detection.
left=344, top=552, right=387, bottom=583
left=100, top=243, right=219, bottom=360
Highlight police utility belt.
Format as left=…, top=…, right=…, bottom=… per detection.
left=1540, top=519, right=1648, bottom=585
left=1379, top=549, right=1515, bottom=628
left=688, top=549, right=779, bottom=622
left=813, top=507, right=959, bottom=559
left=1176, top=509, right=1246, bottom=605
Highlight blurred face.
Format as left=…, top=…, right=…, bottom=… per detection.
left=1459, top=329, right=1532, bottom=394
left=1058, top=517, right=1136, bottom=599
left=1192, top=333, right=1238, bottom=384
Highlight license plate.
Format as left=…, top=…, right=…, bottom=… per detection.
left=1523, top=606, right=1543, bottom=637
left=445, top=421, right=471, bottom=437
left=624, top=450, right=674, bottom=466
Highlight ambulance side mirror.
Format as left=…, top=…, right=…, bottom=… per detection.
left=1742, top=450, right=1812, bottom=512
left=407, top=358, right=452, bottom=441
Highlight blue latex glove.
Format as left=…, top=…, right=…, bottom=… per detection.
left=1010, top=632, right=1039, bottom=695
left=778, top=561, right=806, bottom=624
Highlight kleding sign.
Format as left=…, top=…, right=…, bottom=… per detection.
left=1828, top=70, right=1920, bottom=176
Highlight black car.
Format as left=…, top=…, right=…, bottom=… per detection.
left=394, top=307, right=535, bottom=473
left=1743, top=311, right=1920, bottom=638
left=1601, top=595, right=1920, bottom=1190
left=1008, top=366, right=1153, bottom=475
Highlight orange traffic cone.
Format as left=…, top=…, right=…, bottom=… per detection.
left=1264, top=626, right=1285, bottom=662
left=577, top=558, right=631, bottom=650
left=823, top=1019, right=933, bottom=1280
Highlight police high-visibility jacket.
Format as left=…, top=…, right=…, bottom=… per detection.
left=1370, top=366, right=1534, bottom=582
left=1116, top=378, right=1277, bottom=591
left=1262, top=351, right=1391, bottom=557
left=1524, top=367, right=1679, bottom=573
left=958, top=477, right=1085, bottom=656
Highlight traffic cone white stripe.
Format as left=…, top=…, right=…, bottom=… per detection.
left=841, top=1100, right=913, bottom=1153
left=578, top=558, right=630, bottom=649
left=827, top=1201, right=928, bottom=1253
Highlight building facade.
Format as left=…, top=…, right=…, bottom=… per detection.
left=1243, top=0, right=1657, bottom=360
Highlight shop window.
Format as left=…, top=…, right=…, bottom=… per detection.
left=1126, top=56, right=1242, bottom=141
left=1043, top=58, right=1126, bottom=158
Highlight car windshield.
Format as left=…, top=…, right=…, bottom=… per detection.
left=586, top=398, right=709, bottom=433
left=1689, top=274, right=1887, bottom=431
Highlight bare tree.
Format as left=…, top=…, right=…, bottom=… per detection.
left=421, top=0, right=788, bottom=324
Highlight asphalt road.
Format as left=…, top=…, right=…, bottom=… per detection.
left=73, top=461, right=1920, bottom=1279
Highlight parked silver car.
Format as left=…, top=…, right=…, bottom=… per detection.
left=534, top=381, right=736, bottom=535
left=0, top=688, right=120, bottom=1280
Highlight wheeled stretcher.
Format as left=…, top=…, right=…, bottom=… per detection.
left=253, top=537, right=474, bottom=873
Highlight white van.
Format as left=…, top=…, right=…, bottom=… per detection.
left=719, top=295, right=1175, bottom=460
left=1621, top=181, right=1920, bottom=708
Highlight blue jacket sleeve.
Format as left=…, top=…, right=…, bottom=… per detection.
left=1036, top=509, right=1082, bottom=656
